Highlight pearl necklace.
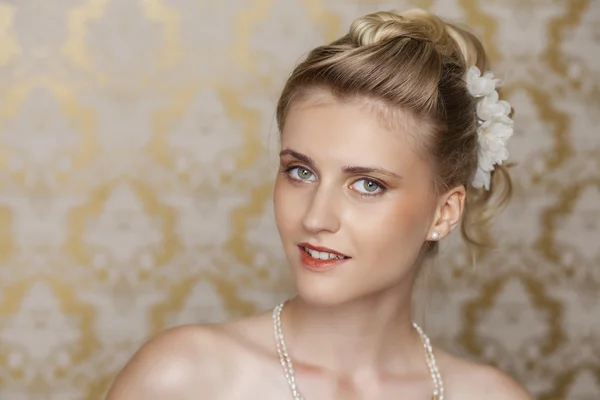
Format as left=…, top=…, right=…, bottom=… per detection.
left=272, top=302, right=445, bottom=400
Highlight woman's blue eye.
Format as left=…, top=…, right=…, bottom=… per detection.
left=351, top=179, right=383, bottom=195
left=288, top=167, right=316, bottom=181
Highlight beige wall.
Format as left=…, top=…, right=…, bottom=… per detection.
left=0, top=1, right=598, bottom=399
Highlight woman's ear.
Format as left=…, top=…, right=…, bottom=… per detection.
left=427, top=186, right=466, bottom=241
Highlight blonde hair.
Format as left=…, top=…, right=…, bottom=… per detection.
left=276, top=9, right=512, bottom=256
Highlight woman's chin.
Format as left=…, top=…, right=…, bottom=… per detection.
left=290, top=269, right=362, bottom=307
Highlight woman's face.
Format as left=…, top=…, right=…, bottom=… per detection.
left=273, top=94, right=458, bottom=306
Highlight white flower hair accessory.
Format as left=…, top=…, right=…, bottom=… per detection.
left=466, top=66, right=514, bottom=190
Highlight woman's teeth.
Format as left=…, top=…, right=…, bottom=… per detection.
left=303, top=247, right=345, bottom=260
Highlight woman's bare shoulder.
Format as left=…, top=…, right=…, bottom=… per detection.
left=104, top=324, right=227, bottom=399
left=436, top=349, right=534, bottom=400
left=105, top=312, right=274, bottom=400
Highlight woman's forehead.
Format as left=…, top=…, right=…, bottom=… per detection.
left=281, top=99, right=428, bottom=172
left=284, top=90, right=432, bottom=145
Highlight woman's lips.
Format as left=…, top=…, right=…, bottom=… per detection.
left=297, top=242, right=349, bottom=258
left=297, top=245, right=350, bottom=272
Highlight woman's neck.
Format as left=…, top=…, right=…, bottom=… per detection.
left=281, top=279, right=424, bottom=378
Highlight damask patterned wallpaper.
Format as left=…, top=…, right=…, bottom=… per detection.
left=0, top=0, right=598, bottom=399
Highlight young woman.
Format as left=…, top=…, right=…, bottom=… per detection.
left=106, top=8, right=533, bottom=400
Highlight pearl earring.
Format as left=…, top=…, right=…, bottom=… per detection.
left=430, top=232, right=440, bottom=240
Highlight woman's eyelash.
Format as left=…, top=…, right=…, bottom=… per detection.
left=282, top=165, right=309, bottom=175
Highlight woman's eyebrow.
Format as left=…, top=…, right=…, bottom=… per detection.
left=342, top=165, right=403, bottom=180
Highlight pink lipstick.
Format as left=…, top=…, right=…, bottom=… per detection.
left=297, top=243, right=350, bottom=272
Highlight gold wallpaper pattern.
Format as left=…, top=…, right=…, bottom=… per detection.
left=0, top=0, right=598, bottom=399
